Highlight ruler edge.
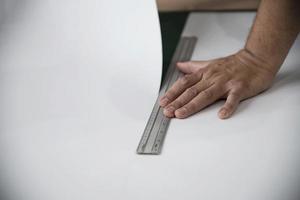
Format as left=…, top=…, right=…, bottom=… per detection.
left=136, top=37, right=187, bottom=154
left=136, top=36, right=198, bottom=155
left=136, top=36, right=197, bottom=155
left=150, top=37, right=196, bottom=154
left=141, top=38, right=189, bottom=154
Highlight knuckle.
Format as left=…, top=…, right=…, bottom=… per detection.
left=227, top=80, right=237, bottom=88
left=228, top=80, right=249, bottom=91
left=203, top=68, right=219, bottom=80
left=214, top=83, right=226, bottom=92
left=201, top=89, right=213, bottom=99
left=172, top=100, right=183, bottom=108
left=214, top=76, right=226, bottom=84
left=224, top=103, right=234, bottom=111
left=186, top=87, right=199, bottom=97
left=187, top=101, right=198, bottom=111
left=180, top=75, right=190, bottom=86
left=165, top=89, right=176, bottom=99
left=236, top=81, right=249, bottom=90
left=203, top=72, right=212, bottom=80
left=230, top=91, right=241, bottom=99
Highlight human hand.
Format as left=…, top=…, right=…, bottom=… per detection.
left=159, top=49, right=276, bottom=119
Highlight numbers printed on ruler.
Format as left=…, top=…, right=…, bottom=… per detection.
left=136, top=37, right=198, bottom=155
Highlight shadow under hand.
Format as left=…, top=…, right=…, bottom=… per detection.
left=269, top=66, right=300, bottom=92
left=235, top=66, right=300, bottom=117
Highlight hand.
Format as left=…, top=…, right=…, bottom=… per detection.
left=159, top=49, right=276, bottom=119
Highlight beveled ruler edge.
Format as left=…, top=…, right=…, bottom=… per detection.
left=136, top=36, right=198, bottom=155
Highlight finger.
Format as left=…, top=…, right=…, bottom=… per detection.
left=177, top=60, right=211, bottom=74
left=159, top=72, right=202, bottom=107
left=175, top=84, right=225, bottom=118
left=163, top=82, right=209, bottom=117
left=218, top=91, right=242, bottom=119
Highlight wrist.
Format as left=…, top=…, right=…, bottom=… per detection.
left=235, top=48, right=279, bottom=77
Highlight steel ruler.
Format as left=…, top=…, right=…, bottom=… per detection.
left=137, top=36, right=198, bottom=155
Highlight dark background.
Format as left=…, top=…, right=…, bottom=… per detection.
left=159, top=12, right=189, bottom=81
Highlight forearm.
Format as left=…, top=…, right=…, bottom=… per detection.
left=244, top=0, right=300, bottom=74
left=161, top=1, right=300, bottom=119
left=157, top=0, right=260, bottom=11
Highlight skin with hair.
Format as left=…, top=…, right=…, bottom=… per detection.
left=160, top=0, right=300, bottom=119
left=157, top=0, right=260, bottom=11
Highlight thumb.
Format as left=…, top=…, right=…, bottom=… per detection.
left=218, top=91, right=242, bottom=119
left=177, top=60, right=212, bottom=74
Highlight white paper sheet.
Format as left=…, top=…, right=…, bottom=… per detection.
left=0, top=4, right=300, bottom=200
left=0, top=1, right=162, bottom=199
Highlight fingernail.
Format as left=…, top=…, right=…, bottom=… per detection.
left=163, top=106, right=175, bottom=117
left=160, top=97, right=169, bottom=107
left=166, top=106, right=175, bottom=113
left=219, top=109, right=228, bottom=118
left=176, top=107, right=187, bottom=117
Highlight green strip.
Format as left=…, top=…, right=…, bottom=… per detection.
left=159, top=12, right=189, bottom=82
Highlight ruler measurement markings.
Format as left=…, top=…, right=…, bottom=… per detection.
left=136, top=38, right=186, bottom=153
left=138, top=38, right=187, bottom=154
left=137, top=37, right=197, bottom=154
left=137, top=37, right=196, bottom=154
left=150, top=38, right=191, bottom=153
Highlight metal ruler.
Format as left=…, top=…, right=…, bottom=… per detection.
left=136, top=36, right=197, bottom=155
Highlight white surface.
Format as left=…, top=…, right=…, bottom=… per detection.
left=0, top=6, right=300, bottom=200
left=0, top=1, right=162, bottom=200
left=165, top=12, right=300, bottom=200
